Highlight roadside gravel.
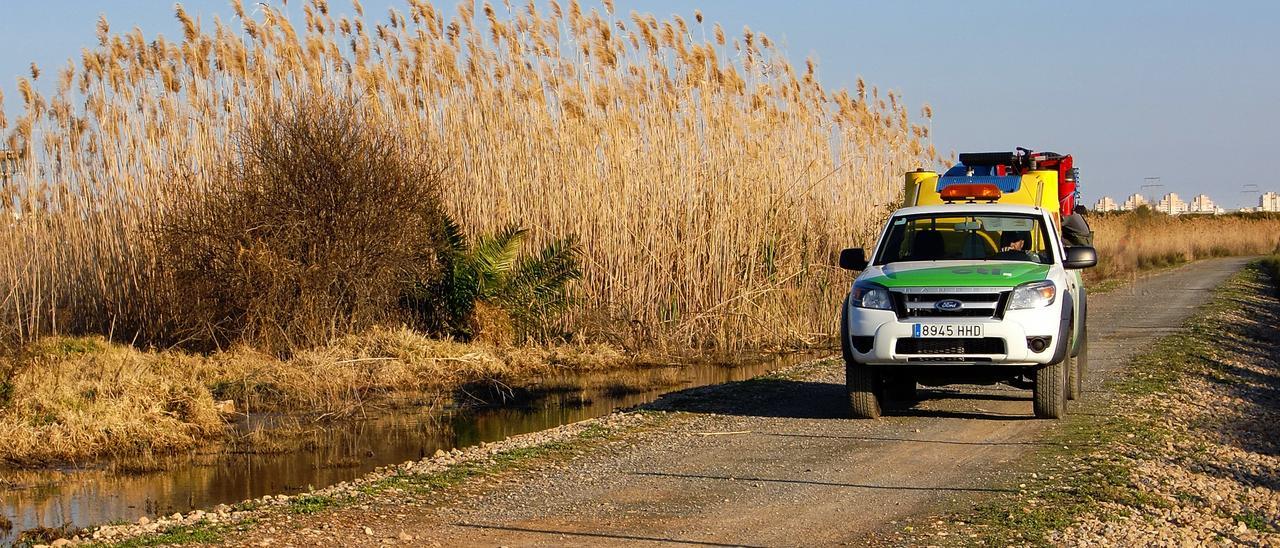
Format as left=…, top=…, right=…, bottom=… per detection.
left=910, top=260, right=1279, bottom=546
left=1050, top=266, right=1280, bottom=546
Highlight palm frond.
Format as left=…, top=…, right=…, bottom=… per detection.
left=469, top=224, right=527, bottom=297
left=503, top=236, right=582, bottom=305
left=432, top=222, right=582, bottom=342
left=441, top=215, right=469, bottom=256
left=499, top=236, right=582, bottom=338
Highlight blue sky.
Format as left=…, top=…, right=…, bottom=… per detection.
left=3, top=1, right=1278, bottom=207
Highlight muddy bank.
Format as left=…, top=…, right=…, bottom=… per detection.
left=0, top=327, right=657, bottom=467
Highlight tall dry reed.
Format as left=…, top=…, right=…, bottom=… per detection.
left=0, top=0, right=936, bottom=351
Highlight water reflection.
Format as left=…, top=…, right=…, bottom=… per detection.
left=0, top=354, right=806, bottom=542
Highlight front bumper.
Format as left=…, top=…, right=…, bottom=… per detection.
left=845, top=304, right=1065, bottom=366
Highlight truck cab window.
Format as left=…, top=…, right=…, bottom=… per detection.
left=877, top=214, right=1053, bottom=265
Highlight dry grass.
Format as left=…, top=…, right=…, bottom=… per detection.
left=0, top=337, right=224, bottom=465
left=0, top=0, right=933, bottom=352
left=1087, top=212, right=1280, bottom=284
left=0, top=329, right=634, bottom=465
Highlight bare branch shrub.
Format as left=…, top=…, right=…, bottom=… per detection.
left=158, top=96, right=449, bottom=354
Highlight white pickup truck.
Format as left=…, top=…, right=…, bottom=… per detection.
left=837, top=172, right=1097, bottom=419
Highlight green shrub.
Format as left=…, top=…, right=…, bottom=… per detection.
left=407, top=221, right=581, bottom=343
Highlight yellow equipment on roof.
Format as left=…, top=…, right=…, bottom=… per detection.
left=904, top=169, right=1062, bottom=226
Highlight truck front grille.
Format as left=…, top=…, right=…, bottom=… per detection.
left=892, top=288, right=1009, bottom=320
left=896, top=337, right=1006, bottom=355
left=907, top=357, right=993, bottom=363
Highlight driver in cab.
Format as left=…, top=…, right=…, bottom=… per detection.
left=992, top=231, right=1037, bottom=261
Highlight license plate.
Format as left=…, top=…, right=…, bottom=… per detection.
left=912, top=324, right=983, bottom=338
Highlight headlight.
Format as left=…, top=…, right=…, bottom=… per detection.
left=1008, top=280, right=1056, bottom=310
left=851, top=285, right=893, bottom=310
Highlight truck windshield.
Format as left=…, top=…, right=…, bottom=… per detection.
left=875, top=214, right=1054, bottom=265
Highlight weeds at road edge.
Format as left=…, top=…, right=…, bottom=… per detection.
left=903, top=258, right=1279, bottom=546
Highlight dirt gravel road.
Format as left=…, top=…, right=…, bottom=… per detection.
left=239, top=257, right=1251, bottom=547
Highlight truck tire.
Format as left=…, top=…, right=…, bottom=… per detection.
left=1066, top=328, right=1081, bottom=401
left=846, top=362, right=882, bottom=419
left=1033, top=359, right=1066, bottom=419
left=1067, top=355, right=1081, bottom=400
left=884, top=371, right=917, bottom=402
left=1078, top=322, right=1089, bottom=387
left=841, top=298, right=882, bottom=419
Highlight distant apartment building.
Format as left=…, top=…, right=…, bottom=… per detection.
left=1187, top=194, right=1223, bottom=214
left=1156, top=193, right=1188, bottom=215
left=1121, top=193, right=1148, bottom=211
left=1261, top=191, right=1280, bottom=212
left=1093, top=196, right=1118, bottom=212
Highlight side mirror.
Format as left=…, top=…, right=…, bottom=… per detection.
left=1064, top=246, right=1098, bottom=269
left=839, top=248, right=868, bottom=271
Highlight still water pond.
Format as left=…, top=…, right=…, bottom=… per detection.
left=0, top=354, right=807, bottom=542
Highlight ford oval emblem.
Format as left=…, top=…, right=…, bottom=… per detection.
left=935, top=299, right=963, bottom=311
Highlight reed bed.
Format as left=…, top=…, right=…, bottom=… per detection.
left=0, top=0, right=935, bottom=353
left=1087, top=212, right=1280, bottom=284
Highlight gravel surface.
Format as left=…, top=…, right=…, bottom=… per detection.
left=1046, top=267, right=1280, bottom=547
left=60, top=257, right=1251, bottom=547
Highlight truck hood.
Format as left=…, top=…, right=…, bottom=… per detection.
left=859, top=261, right=1051, bottom=288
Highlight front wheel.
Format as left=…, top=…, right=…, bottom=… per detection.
left=1067, top=328, right=1081, bottom=401
left=846, top=361, right=882, bottom=419
left=1033, top=359, right=1066, bottom=419
left=1078, top=322, right=1089, bottom=389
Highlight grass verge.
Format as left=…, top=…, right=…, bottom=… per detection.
left=908, top=257, right=1280, bottom=546
left=99, top=519, right=258, bottom=548
left=1257, top=256, right=1280, bottom=293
